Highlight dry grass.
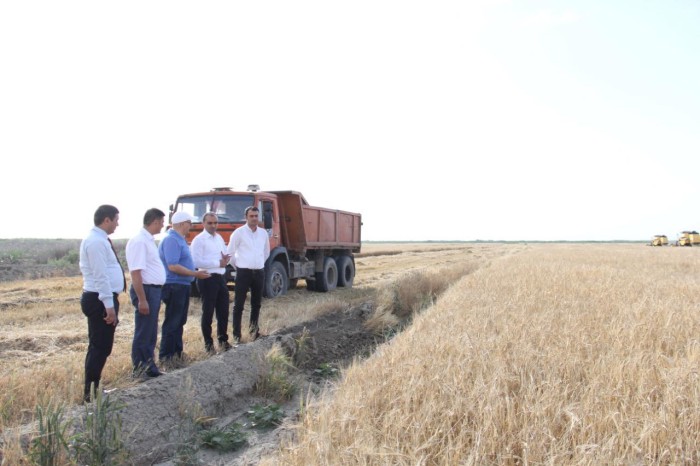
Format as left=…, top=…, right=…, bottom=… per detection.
left=0, top=241, right=505, bottom=462
left=267, top=244, right=700, bottom=465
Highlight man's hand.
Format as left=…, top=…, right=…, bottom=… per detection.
left=194, top=270, right=211, bottom=280
left=104, top=307, right=117, bottom=326
left=137, top=299, right=150, bottom=316
left=219, top=252, right=232, bottom=268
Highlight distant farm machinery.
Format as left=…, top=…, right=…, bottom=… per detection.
left=649, top=231, right=700, bottom=247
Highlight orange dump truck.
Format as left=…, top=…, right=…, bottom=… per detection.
left=169, top=186, right=362, bottom=298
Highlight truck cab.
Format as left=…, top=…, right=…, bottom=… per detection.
left=170, top=185, right=280, bottom=248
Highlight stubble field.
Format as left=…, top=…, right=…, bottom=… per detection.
left=1, top=242, right=699, bottom=464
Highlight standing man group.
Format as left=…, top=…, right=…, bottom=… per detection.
left=191, top=212, right=232, bottom=353
left=80, top=204, right=272, bottom=399
left=125, top=208, right=166, bottom=378
left=227, top=206, right=270, bottom=343
left=79, top=205, right=125, bottom=402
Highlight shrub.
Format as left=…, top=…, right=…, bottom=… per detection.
left=199, top=423, right=248, bottom=452
left=254, top=345, right=298, bottom=402
left=246, top=404, right=284, bottom=429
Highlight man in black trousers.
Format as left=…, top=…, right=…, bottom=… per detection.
left=191, top=212, right=232, bottom=353
left=226, top=206, right=270, bottom=343
left=79, top=204, right=126, bottom=402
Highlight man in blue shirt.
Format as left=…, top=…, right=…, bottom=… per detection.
left=158, top=211, right=210, bottom=364
left=79, top=204, right=126, bottom=402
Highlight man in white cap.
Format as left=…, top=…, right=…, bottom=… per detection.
left=158, top=211, right=210, bottom=365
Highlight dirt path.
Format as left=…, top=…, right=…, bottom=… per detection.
left=146, top=303, right=378, bottom=466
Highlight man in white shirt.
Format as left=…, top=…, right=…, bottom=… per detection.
left=227, top=206, right=270, bottom=343
left=79, top=204, right=125, bottom=402
left=191, top=212, right=232, bottom=353
left=126, top=208, right=167, bottom=378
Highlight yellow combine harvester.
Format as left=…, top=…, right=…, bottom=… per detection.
left=677, top=231, right=700, bottom=246
left=650, top=235, right=668, bottom=246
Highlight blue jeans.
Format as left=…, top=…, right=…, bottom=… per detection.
left=130, top=284, right=161, bottom=373
left=159, top=283, right=190, bottom=360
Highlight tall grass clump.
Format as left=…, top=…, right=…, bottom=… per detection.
left=268, top=244, right=700, bottom=465
left=28, top=402, right=70, bottom=466
left=365, top=263, right=477, bottom=336
left=71, top=388, right=129, bottom=465
left=254, top=345, right=298, bottom=402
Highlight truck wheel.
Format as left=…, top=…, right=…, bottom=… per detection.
left=336, top=255, right=354, bottom=288
left=264, top=262, right=288, bottom=298
left=315, top=257, right=338, bottom=292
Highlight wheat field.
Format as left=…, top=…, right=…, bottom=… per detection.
left=265, top=244, right=700, bottom=465
left=2, top=242, right=698, bottom=464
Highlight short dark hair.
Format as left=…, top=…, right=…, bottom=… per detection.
left=143, top=208, right=165, bottom=226
left=202, top=212, right=218, bottom=223
left=244, top=206, right=259, bottom=215
left=94, top=205, right=119, bottom=226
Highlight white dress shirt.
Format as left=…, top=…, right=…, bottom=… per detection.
left=79, top=226, right=124, bottom=308
left=125, top=227, right=166, bottom=285
left=227, top=224, right=270, bottom=270
left=191, top=230, right=228, bottom=274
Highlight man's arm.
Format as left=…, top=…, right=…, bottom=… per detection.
left=130, top=269, right=150, bottom=315
left=263, top=231, right=270, bottom=261
left=226, top=233, right=237, bottom=268
left=86, top=241, right=116, bottom=325
left=168, top=264, right=211, bottom=280
left=190, top=235, right=207, bottom=270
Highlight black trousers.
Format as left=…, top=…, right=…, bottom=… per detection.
left=81, top=291, right=119, bottom=400
left=197, top=274, right=230, bottom=345
left=232, top=268, right=265, bottom=339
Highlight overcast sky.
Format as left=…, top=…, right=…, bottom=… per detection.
left=1, top=1, right=699, bottom=241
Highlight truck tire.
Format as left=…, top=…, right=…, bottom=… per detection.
left=336, top=255, right=354, bottom=288
left=315, top=257, right=338, bottom=292
left=264, top=261, right=288, bottom=298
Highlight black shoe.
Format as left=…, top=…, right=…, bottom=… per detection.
left=205, top=342, right=215, bottom=354
left=145, top=370, right=164, bottom=378
left=221, top=341, right=233, bottom=351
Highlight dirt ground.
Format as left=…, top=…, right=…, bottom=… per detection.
left=0, top=241, right=520, bottom=465
left=143, top=302, right=379, bottom=466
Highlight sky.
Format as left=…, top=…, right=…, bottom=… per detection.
left=1, top=1, right=699, bottom=242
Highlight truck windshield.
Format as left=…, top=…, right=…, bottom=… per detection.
left=175, top=195, right=254, bottom=223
